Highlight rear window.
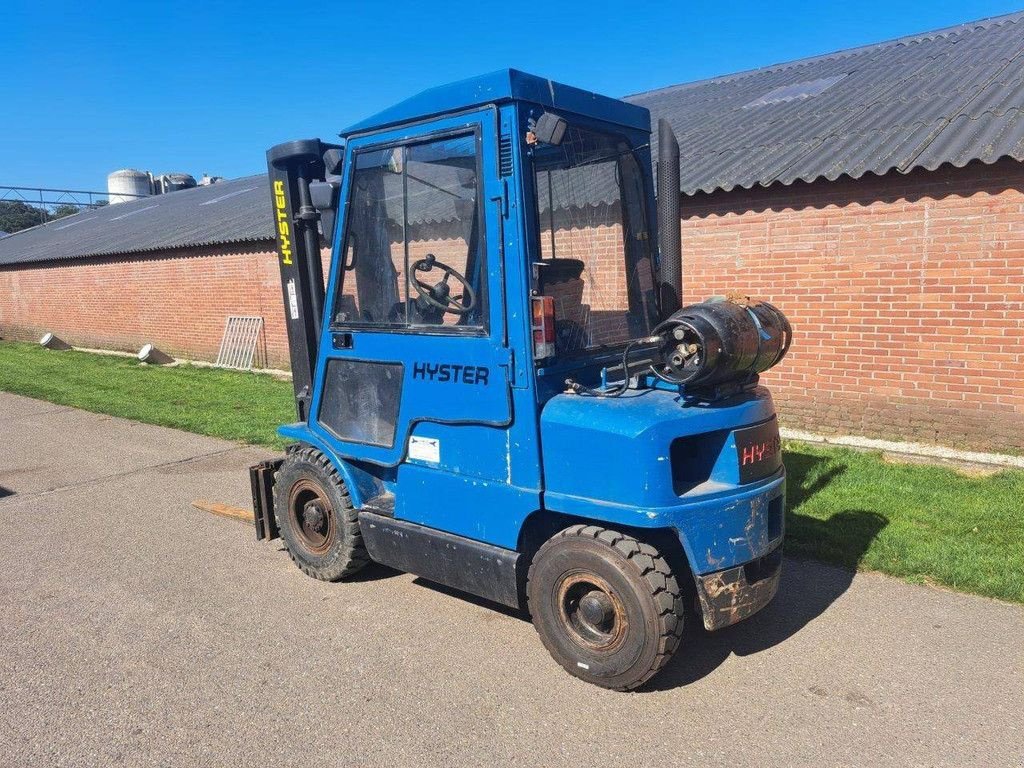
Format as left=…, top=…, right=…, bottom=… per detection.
left=532, top=125, right=657, bottom=356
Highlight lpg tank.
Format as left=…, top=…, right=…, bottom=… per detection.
left=157, top=173, right=197, bottom=194
left=656, top=297, right=792, bottom=388
left=107, top=169, right=153, bottom=204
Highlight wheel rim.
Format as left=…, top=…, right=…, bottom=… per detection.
left=556, top=571, right=628, bottom=652
left=287, top=479, right=336, bottom=556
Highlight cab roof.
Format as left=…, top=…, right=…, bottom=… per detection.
left=340, top=69, right=651, bottom=137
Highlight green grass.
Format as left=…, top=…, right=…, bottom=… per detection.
left=1, top=340, right=1022, bottom=602
left=0, top=341, right=294, bottom=448
left=785, top=445, right=1023, bottom=602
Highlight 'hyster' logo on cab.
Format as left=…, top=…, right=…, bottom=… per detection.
left=413, top=362, right=490, bottom=385
left=273, top=180, right=293, bottom=265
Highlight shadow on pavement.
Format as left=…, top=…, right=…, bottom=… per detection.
left=347, top=561, right=404, bottom=583
left=645, top=448, right=888, bottom=691
left=413, top=578, right=531, bottom=622
left=269, top=546, right=402, bottom=582
left=0, top=486, right=13, bottom=498
left=355, top=449, right=889, bottom=691
left=646, top=526, right=884, bottom=692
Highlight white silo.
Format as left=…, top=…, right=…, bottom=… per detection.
left=107, top=169, right=153, bottom=204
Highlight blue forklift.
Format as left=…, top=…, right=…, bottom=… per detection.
left=251, top=70, right=791, bottom=690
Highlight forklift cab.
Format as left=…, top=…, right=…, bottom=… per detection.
left=270, top=72, right=666, bottom=544
left=257, top=71, right=788, bottom=691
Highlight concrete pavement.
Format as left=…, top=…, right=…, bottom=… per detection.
left=1, top=392, right=1022, bottom=767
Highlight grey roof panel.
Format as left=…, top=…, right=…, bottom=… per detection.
left=630, top=11, right=1024, bottom=194
left=914, top=106, right=1024, bottom=169
left=0, top=176, right=274, bottom=267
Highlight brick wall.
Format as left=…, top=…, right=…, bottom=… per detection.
left=0, top=242, right=293, bottom=368
left=680, top=158, right=1024, bottom=453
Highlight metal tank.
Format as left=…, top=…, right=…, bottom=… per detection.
left=107, top=169, right=152, bottom=204
left=655, top=297, right=792, bottom=388
left=156, top=173, right=197, bottom=194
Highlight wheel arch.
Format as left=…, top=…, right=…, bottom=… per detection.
left=515, top=508, right=696, bottom=609
left=280, top=435, right=383, bottom=509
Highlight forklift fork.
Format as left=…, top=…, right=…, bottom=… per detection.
left=249, top=459, right=283, bottom=541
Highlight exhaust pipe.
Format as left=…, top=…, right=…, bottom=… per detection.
left=656, top=118, right=682, bottom=318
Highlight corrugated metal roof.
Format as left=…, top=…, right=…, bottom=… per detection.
left=3, top=12, right=1022, bottom=266
left=0, top=175, right=273, bottom=267
left=628, top=11, right=1024, bottom=194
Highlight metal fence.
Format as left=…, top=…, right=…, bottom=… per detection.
left=215, top=316, right=265, bottom=371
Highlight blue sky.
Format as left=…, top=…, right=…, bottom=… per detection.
left=3, top=0, right=1021, bottom=192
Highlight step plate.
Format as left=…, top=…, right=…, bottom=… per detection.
left=358, top=511, right=520, bottom=608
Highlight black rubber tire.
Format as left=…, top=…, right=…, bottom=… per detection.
left=527, top=525, right=684, bottom=690
left=273, top=444, right=368, bottom=581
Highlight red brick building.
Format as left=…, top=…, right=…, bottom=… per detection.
left=1, top=13, right=1022, bottom=452
left=0, top=175, right=289, bottom=368
left=677, top=159, right=1024, bottom=451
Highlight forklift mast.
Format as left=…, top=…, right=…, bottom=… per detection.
left=266, top=139, right=341, bottom=421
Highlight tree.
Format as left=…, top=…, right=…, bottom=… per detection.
left=50, top=204, right=80, bottom=220
left=0, top=201, right=46, bottom=233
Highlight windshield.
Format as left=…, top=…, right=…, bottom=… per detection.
left=532, top=124, right=658, bottom=357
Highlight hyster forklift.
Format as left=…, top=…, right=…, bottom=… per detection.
left=251, top=70, right=792, bottom=690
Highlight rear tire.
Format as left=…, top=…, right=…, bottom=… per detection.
left=273, top=444, right=368, bottom=581
left=527, top=525, right=684, bottom=690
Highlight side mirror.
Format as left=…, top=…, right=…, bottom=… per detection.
left=533, top=111, right=568, bottom=146
left=323, top=147, right=344, bottom=176
left=309, top=179, right=340, bottom=242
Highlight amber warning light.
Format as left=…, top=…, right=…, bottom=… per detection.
left=531, top=296, right=556, bottom=360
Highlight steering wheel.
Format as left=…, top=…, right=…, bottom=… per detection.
left=411, top=254, right=476, bottom=315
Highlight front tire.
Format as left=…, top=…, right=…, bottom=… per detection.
left=527, top=525, right=684, bottom=690
left=273, top=445, right=368, bottom=581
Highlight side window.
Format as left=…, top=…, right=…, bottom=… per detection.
left=335, top=148, right=407, bottom=325
left=334, top=133, right=486, bottom=330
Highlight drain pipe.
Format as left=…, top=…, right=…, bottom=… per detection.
left=137, top=343, right=175, bottom=365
